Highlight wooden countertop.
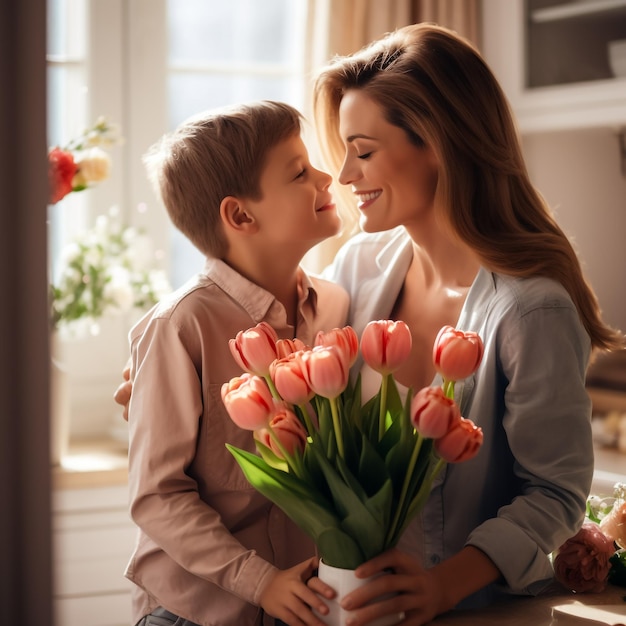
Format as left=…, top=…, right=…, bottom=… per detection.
left=432, top=583, right=626, bottom=625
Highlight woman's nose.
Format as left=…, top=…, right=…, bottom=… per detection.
left=338, top=156, right=359, bottom=186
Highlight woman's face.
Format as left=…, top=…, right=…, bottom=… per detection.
left=337, top=89, right=439, bottom=233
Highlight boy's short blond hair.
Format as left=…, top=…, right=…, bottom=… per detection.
left=144, top=100, right=303, bottom=258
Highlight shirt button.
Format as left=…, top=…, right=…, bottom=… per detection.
left=430, top=554, right=440, bottom=564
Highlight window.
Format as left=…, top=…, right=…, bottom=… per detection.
left=47, top=0, right=309, bottom=439
left=165, top=0, right=309, bottom=286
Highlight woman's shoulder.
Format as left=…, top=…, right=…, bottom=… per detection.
left=491, top=271, right=575, bottom=313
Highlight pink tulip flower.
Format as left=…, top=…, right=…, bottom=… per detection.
left=221, top=373, right=274, bottom=431
left=301, top=345, right=350, bottom=399
left=229, top=322, right=279, bottom=377
left=270, top=351, right=314, bottom=405
left=600, top=500, right=626, bottom=549
left=411, top=386, right=461, bottom=439
left=360, top=320, right=412, bottom=376
left=433, top=325, right=484, bottom=383
left=434, top=417, right=483, bottom=463
left=553, top=522, right=615, bottom=593
left=255, top=406, right=308, bottom=459
left=314, top=326, right=359, bottom=367
left=275, top=337, right=308, bottom=359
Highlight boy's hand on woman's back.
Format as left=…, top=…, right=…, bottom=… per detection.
left=113, top=360, right=132, bottom=421
left=260, top=557, right=333, bottom=626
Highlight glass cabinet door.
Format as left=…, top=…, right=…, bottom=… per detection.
left=526, top=0, right=626, bottom=88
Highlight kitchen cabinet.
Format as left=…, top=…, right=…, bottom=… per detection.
left=53, top=483, right=135, bottom=626
left=482, top=0, right=626, bottom=133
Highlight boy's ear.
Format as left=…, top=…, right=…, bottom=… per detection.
left=220, top=196, right=258, bottom=233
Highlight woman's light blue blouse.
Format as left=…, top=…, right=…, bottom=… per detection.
left=323, top=226, right=593, bottom=607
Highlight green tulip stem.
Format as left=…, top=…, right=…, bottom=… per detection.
left=298, top=403, right=316, bottom=438
left=378, top=373, right=390, bottom=440
left=386, top=432, right=424, bottom=544
left=267, top=426, right=303, bottom=479
left=329, top=396, right=345, bottom=457
left=443, top=379, right=456, bottom=400
left=264, top=375, right=281, bottom=400
left=430, top=456, right=446, bottom=481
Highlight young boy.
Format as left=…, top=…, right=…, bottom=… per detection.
left=125, top=101, right=349, bottom=626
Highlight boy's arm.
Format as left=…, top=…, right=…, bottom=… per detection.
left=113, top=359, right=131, bottom=421
left=128, top=316, right=277, bottom=605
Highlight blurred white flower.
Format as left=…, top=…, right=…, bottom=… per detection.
left=50, top=207, right=171, bottom=336
left=73, top=147, right=111, bottom=186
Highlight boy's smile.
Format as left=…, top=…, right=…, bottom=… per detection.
left=244, top=133, right=342, bottom=249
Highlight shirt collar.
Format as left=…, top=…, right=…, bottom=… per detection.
left=374, top=227, right=414, bottom=274
left=202, top=257, right=318, bottom=332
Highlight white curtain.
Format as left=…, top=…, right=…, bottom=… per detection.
left=0, top=0, right=53, bottom=622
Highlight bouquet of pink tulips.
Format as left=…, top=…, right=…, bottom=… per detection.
left=222, top=320, right=484, bottom=569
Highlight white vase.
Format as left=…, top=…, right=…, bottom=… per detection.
left=315, top=560, right=402, bottom=626
left=50, top=332, right=71, bottom=465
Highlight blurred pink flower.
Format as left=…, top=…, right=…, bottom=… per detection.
left=554, top=522, right=615, bottom=593
left=361, top=320, right=412, bottom=375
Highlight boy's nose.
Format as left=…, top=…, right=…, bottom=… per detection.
left=317, top=168, right=332, bottom=189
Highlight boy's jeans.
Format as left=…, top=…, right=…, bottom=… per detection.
left=135, top=607, right=199, bottom=626
left=135, top=607, right=289, bottom=626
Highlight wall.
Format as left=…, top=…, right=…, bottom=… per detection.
left=522, top=128, right=626, bottom=332
left=0, top=0, right=54, bottom=622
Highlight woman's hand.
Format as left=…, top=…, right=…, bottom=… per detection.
left=334, top=549, right=449, bottom=626
left=334, top=546, right=500, bottom=625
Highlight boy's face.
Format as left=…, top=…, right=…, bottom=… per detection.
left=243, top=134, right=342, bottom=252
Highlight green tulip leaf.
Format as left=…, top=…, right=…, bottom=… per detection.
left=226, top=445, right=340, bottom=540
left=254, top=439, right=289, bottom=472
left=315, top=527, right=365, bottom=570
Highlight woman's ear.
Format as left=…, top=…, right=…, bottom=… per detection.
left=220, top=196, right=258, bottom=233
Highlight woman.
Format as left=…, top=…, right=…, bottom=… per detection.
left=115, top=23, right=624, bottom=625
left=308, top=23, right=624, bottom=626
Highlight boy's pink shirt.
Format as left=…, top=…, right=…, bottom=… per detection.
left=125, top=257, right=349, bottom=626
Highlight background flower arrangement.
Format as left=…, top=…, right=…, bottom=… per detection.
left=48, top=118, right=171, bottom=337
left=48, top=116, right=120, bottom=204
left=221, top=321, right=485, bottom=571
left=50, top=206, right=171, bottom=338
left=553, top=483, right=626, bottom=593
